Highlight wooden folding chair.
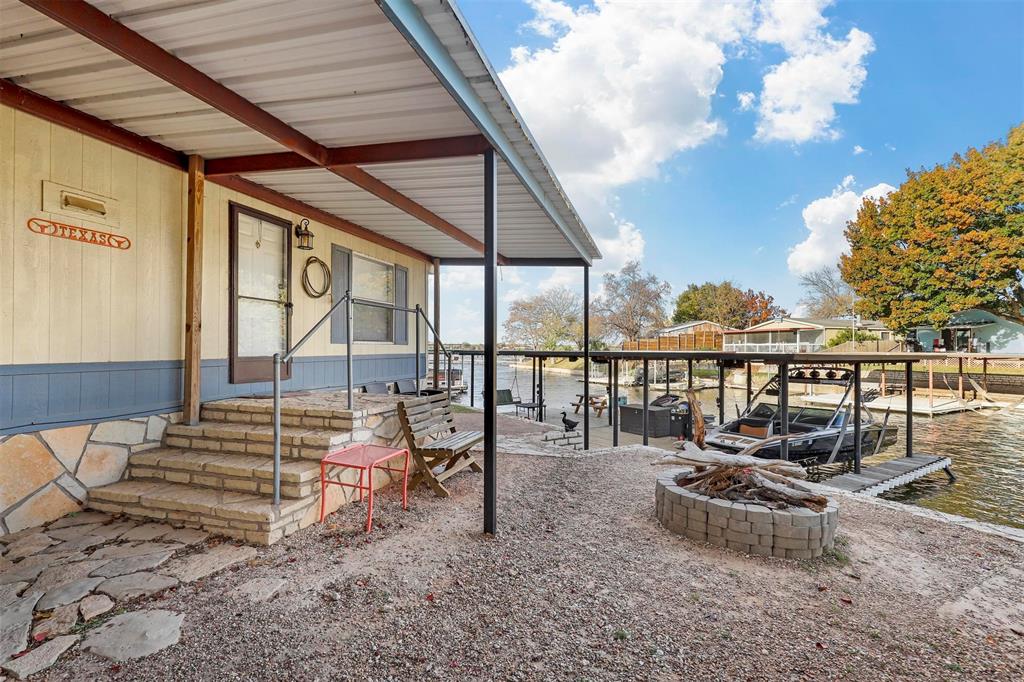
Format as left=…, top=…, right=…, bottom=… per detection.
left=397, top=394, right=483, bottom=497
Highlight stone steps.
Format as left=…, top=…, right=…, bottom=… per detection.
left=127, top=447, right=322, bottom=499
left=200, top=398, right=369, bottom=430
left=87, top=480, right=316, bottom=545
left=164, top=421, right=370, bottom=460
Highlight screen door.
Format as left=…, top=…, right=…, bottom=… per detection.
left=229, top=204, right=291, bottom=383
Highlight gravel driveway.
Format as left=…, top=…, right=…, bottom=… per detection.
left=37, top=445, right=1024, bottom=681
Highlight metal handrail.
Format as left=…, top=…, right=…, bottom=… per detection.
left=272, top=290, right=353, bottom=506
left=269, top=293, right=452, bottom=507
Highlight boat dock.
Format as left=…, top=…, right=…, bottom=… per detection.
left=797, top=392, right=1010, bottom=416
left=820, top=454, right=955, bottom=496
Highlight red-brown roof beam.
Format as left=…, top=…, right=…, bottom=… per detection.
left=204, top=135, right=491, bottom=177
left=0, top=77, right=433, bottom=264
left=0, top=78, right=186, bottom=170
left=21, top=0, right=504, bottom=262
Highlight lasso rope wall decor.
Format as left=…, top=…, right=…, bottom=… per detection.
left=301, top=255, right=331, bottom=298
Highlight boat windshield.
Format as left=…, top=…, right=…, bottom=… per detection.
left=747, top=403, right=777, bottom=419
left=791, top=407, right=834, bottom=427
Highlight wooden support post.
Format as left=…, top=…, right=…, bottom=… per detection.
left=688, top=358, right=693, bottom=389
left=880, top=364, right=887, bottom=397
left=183, top=155, right=204, bottom=425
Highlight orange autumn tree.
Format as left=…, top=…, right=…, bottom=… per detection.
left=841, top=125, right=1024, bottom=330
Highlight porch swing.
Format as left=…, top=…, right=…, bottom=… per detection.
left=495, top=361, right=522, bottom=407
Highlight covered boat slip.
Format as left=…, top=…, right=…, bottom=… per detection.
left=0, top=0, right=600, bottom=536
left=493, top=349, right=1000, bottom=500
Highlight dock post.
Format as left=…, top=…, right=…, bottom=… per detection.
left=928, top=360, right=934, bottom=411
left=607, top=361, right=613, bottom=426
left=470, top=354, right=475, bottom=407
left=612, top=359, right=620, bottom=446
left=745, top=361, right=752, bottom=405
left=779, top=363, right=789, bottom=461
left=532, top=357, right=537, bottom=404
left=538, top=357, right=545, bottom=422
left=853, top=362, right=863, bottom=474
left=717, top=361, right=725, bottom=425
left=905, top=361, right=914, bottom=457
left=642, top=358, right=649, bottom=446
left=958, top=356, right=964, bottom=399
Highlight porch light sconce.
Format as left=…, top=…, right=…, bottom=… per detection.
left=294, top=219, right=314, bottom=251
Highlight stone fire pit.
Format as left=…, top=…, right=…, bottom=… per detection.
left=655, top=469, right=838, bottom=559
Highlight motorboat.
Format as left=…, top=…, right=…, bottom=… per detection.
left=704, top=365, right=898, bottom=465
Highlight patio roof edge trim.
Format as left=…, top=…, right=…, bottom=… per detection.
left=377, top=0, right=599, bottom=265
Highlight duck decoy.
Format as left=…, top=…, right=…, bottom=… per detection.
left=560, top=411, right=579, bottom=432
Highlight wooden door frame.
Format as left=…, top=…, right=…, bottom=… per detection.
left=228, top=201, right=293, bottom=384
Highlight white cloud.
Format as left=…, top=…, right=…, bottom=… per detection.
left=500, top=0, right=754, bottom=200
left=853, top=144, right=866, bottom=155
left=754, top=0, right=874, bottom=143
left=787, top=176, right=895, bottom=274
left=777, top=193, right=799, bottom=209
left=884, top=142, right=896, bottom=151
left=736, top=91, right=756, bottom=111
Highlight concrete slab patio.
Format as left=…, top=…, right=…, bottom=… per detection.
left=16, top=440, right=1024, bottom=680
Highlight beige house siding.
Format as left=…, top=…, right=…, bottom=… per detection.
left=1, top=105, right=428, bottom=368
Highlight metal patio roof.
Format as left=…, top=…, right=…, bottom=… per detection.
left=0, top=0, right=601, bottom=263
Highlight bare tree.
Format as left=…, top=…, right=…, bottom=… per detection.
left=593, top=261, right=671, bottom=341
left=503, top=286, right=584, bottom=350
left=798, top=266, right=854, bottom=318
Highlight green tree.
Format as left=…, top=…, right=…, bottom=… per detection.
left=672, top=281, right=785, bottom=328
left=841, top=125, right=1024, bottom=330
left=825, top=329, right=880, bottom=348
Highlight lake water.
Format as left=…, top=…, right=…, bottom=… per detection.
left=448, top=358, right=1024, bottom=530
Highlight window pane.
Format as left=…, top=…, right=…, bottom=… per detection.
left=354, top=304, right=393, bottom=342
left=352, top=256, right=393, bottom=304
left=238, top=298, right=287, bottom=357
left=237, top=215, right=287, bottom=301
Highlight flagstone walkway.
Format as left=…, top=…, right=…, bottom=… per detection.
left=0, top=512, right=256, bottom=678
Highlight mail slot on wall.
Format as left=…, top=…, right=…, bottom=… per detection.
left=42, top=180, right=120, bottom=227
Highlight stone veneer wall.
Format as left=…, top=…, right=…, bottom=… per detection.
left=0, top=412, right=180, bottom=534
left=655, top=469, right=839, bottom=559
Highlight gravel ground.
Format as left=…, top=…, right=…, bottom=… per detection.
left=37, top=441, right=1024, bottom=681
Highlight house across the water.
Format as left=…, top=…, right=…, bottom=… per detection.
left=722, top=317, right=894, bottom=353
left=909, top=309, right=1024, bottom=353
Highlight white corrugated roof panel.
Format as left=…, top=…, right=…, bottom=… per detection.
left=0, top=0, right=599, bottom=262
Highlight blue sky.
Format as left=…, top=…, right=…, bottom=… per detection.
left=440, top=0, right=1024, bottom=343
